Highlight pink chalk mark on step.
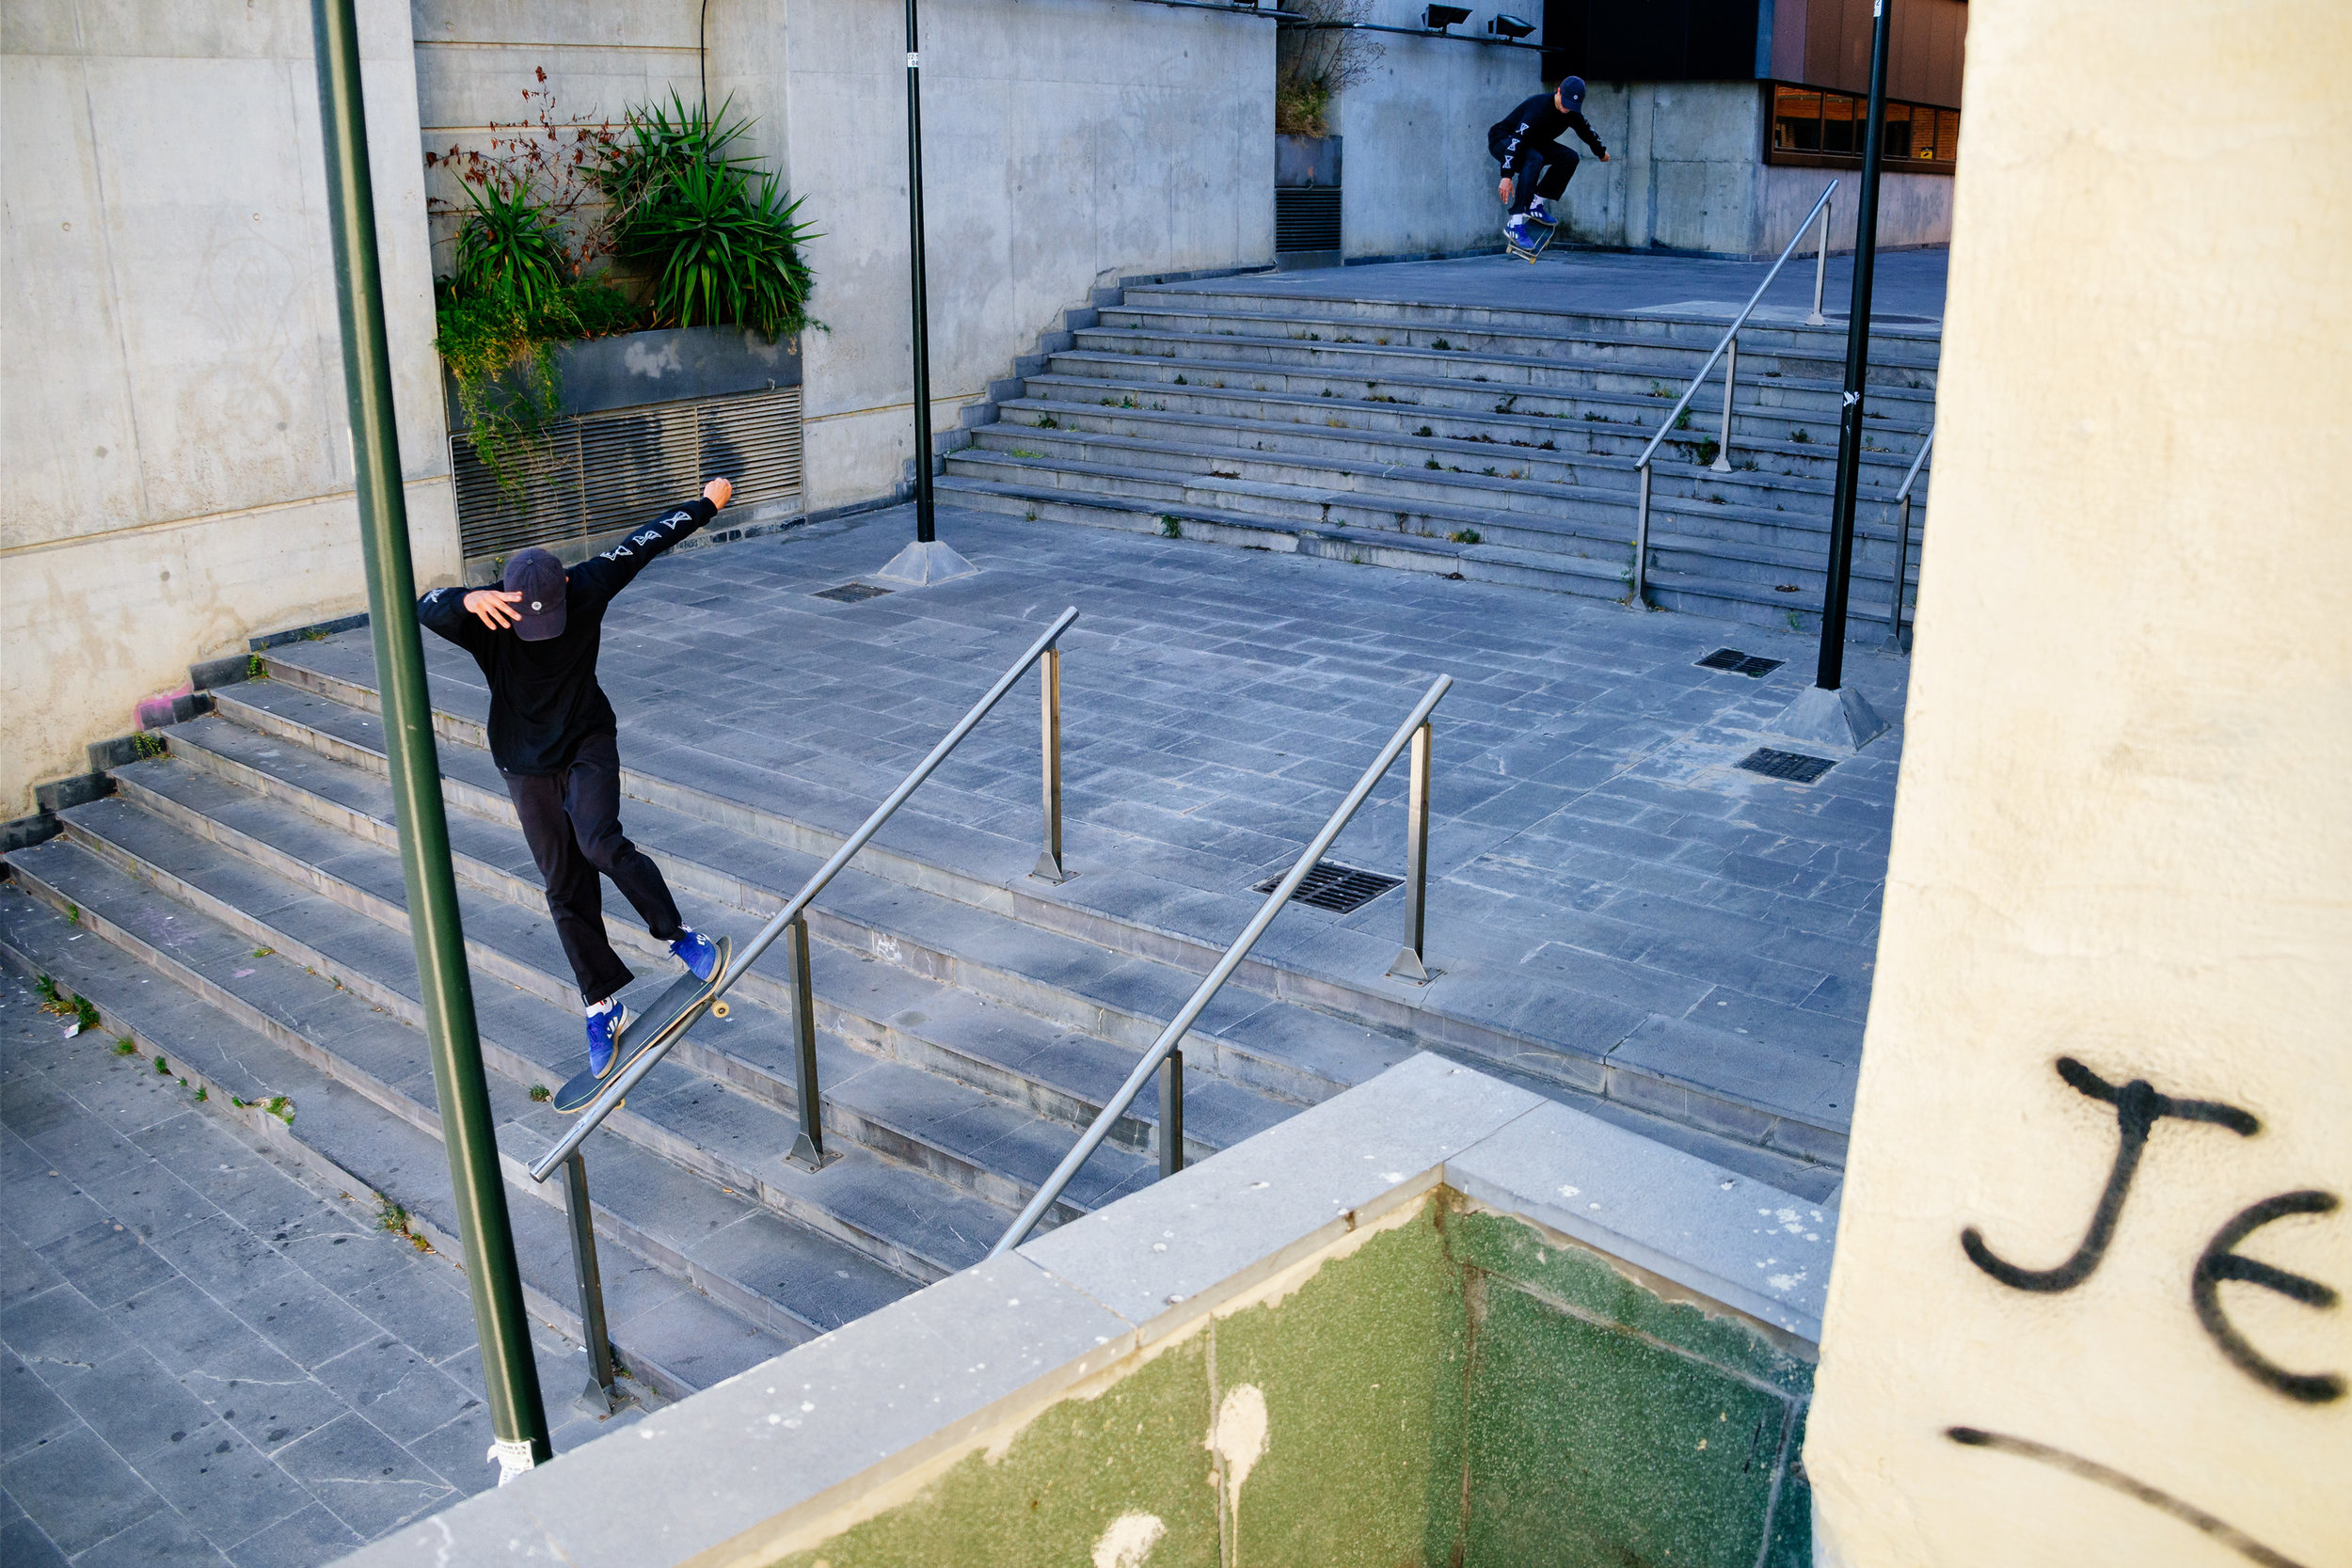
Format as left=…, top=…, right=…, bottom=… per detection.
left=232, top=968, right=255, bottom=978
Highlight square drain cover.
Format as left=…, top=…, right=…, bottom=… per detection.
left=812, top=582, right=892, bottom=603
left=1697, top=647, right=1785, bottom=678
left=1254, top=860, right=1403, bottom=914
left=1737, top=747, right=1836, bottom=784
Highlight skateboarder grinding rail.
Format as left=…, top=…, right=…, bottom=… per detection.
left=1489, top=74, right=1609, bottom=256
left=416, top=479, right=735, bottom=1085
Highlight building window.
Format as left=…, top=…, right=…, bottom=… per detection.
left=1769, top=83, right=1959, bottom=174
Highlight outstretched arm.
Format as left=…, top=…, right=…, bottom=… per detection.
left=1568, top=110, right=1610, bottom=160
left=417, top=582, right=501, bottom=653
left=569, top=478, right=731, bottom=604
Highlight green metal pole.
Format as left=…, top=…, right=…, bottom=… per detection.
left=308, top=0, right=552, bottom=1470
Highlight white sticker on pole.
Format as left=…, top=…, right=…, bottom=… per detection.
left=907, top=52, right=920, bottom=68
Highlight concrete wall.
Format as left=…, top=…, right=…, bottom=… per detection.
left=1561, top=80, right=1952, bottom=257
left=1330, top=8, right=1539, bottom=261
left=766, top=0, right=1274, bottom=515
left=1805, top=2, right=2351, bottom=1565
left=1, top=0, right=453, bottom=818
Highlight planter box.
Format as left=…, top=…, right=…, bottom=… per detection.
left=445, top=324, right=802, bottom=429
left=445, top=325, right=806, bottom=570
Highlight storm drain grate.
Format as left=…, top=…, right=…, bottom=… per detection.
left=1253, top=860, right=1402, bottom=914
left=812, top=582, right=892, bottom=603
left=1737, top=748, right=1837, bottom=784
left=1696, top=647, right=1785, bottom=678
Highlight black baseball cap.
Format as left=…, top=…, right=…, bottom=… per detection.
left=1557, top=76, right=1586, bottom=112
left=504, top=548, right=568, bottom=641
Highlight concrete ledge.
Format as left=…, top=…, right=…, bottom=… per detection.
left=338, top=1052, right=1832, bottom=1567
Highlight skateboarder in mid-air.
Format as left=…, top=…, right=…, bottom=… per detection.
left=417, top=479, right=735, bottom=1083
left=1489, top=75, right=1609, bottom=254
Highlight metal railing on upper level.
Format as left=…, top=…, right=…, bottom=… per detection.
left=1885, top=423, right=1933, bottom=648
left=525, top=606, right=1079, bottom=1410
left=1629, top=181, right=1840, bottom=605
left=988, top=673, right=1454, bottom=1259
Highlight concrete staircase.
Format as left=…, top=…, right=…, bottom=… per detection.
left=941, top=282, right=1936, bottom=633
left=3, top=627, right=1851, bottom=1391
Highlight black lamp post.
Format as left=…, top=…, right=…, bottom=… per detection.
left=875, top=0, right=977, bottom=585
left=1776, top=0, right=1893, bottom=750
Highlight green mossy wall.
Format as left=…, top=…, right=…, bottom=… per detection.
left=764, top=1197, right=1813, bottom=1568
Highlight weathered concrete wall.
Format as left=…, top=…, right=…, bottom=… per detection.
left=770, top=0, right=1275, bottom=515
left=1330, top=8, right=1539, bottom=261
left=1805, top=2, right=2351, bottom=1565
left=1, top=0, right=453, bottom=817
left=1562, top=81, right=1952, bottom=257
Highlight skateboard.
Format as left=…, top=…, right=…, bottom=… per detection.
left=552, top=936, right=732, bottom=1114
left=1504, top=213, right=1558, bottom=263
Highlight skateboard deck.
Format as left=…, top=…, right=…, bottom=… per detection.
left=1505, top=215, right=1557, bottom=263
left=553, top=936, right=732, bottom=1114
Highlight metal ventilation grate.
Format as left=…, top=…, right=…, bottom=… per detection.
left=1736, top=747, right=1836, bottom=784
left=1253, top=860, right=1401, bottom=914
left=452, top=386, right=803, bottom=562
left=1276, top=187, right=1343, bottom=253
left=812, top=582, right=891, bottom=603
left=1697, top=648, right=1786, bottom=677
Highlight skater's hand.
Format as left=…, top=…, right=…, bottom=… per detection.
left=1498, top=176, right=1513, bottom=204
left=703, top=477, right=733, bottom=510
left=463, top=590, right=524, bottom=630
left=1597, top=150, right=1610, bottom=162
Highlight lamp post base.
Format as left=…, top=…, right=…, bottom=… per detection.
left=1773, top=683, right=1888, bottom=752
left=875, top=538, right=978, bottom=587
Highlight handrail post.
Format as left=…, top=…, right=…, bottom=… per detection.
left=783, top=913, right=832, bottom=1170
left=1159, top=1049, right=1184, bottom=1180
left=1033, top=643, right=1068, bottom=882
left=1886, top=490, right=1914, bottom=649
left=1385, top=719, right=1435, bottom=983
left=562, top=1152, right=619, bottom=1416
left=1632, top=463, right=1653, bottom=606
left=1806, top=195, right=1834, bottom=326
left=1710, top=334, right=1739, bottom=472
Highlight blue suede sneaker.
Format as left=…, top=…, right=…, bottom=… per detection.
left=670, top=927, right=722, bottom=985
left=585, top=1000, right=632, bottom=1079
left=1529, top=197, right=1554, bottom=227
left=1504, top=213, right=1540, bottom=249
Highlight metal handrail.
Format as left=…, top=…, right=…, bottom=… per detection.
left=1885, top=424, right=1933, bottom=647
left=1630, top=180, right=1839, bottom=604
left=988, top=673, right=1454, bottom=1258
left=530, top=604, right=1082, bottom=1183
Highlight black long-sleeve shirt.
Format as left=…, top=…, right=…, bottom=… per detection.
left=417, top=498, right=715, bottom=775
left=1487, top=92, right=1608, bottom=176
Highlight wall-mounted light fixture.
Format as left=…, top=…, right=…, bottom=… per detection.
left=1487, top=12, right=1535, bottom=40
left=1423, top=6, right=1471, bottom=32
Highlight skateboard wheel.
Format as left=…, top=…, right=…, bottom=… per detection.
left=711, top=1002, right=730, bottom=1019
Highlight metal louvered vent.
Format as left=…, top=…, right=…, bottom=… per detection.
left=1276, top=187, right=1343, bottom=253
left=452, top=386, right=803, bottom=562
left=1253, top=859, right=1401, bottom=913
left=1736, top=747, right=1836, bottom=784
left=1697, top=648, right=1785, bottom=677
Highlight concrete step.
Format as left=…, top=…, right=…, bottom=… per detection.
left=246, top=636, right=1854, bottom=1179
left=1011, top=375, right=1932, bottom=478
left=984, top=403, right=1926, bottom=506
left=1125, top=284, right=1945, bottom=363
left=1096, top=301, right=1942, bottom=383
left=942, top=443, right=1921, bottom=592
left=1068, top=324, right=1936, bottom=400
left=147, top=707, right=1299, bottom=1173
left=0, top=862, right=867, bottom=1376
left=24, top=791, right=1037, bottom=1286
left=187, top=681, right=1399, bottom=1124
left=1038, top=347, right=1937, bottom=431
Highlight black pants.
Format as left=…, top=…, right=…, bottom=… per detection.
left=502, top=731, right=683, bottom=1006
left=1493, top=139, right=1579, bottom=213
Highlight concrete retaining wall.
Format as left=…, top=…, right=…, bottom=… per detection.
left=1563, top=80, right=1954, bottom=258
left=1, top=0, right=453, bottom=818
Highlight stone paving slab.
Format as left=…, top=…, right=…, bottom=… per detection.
left=0, top=970, right=640, bottom=1567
